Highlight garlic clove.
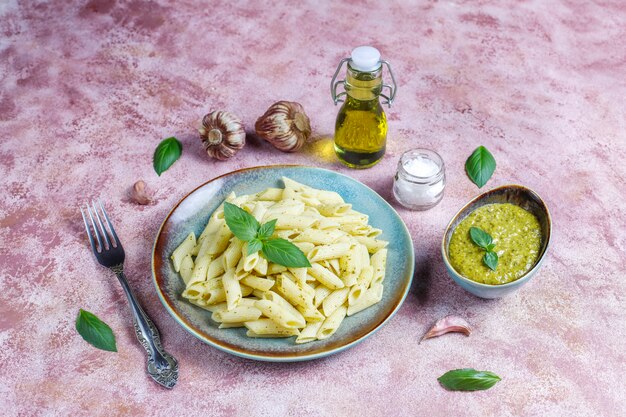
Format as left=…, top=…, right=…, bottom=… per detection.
left=255, top=101, right=311, bottom=152
left=199, top=111, right=246, bottom=160
left=420, top=315, right=472, bottom=343
left=130, top=180, right=151, bottom=205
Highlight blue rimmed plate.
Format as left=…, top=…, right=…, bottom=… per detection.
left=152, top=166, right=414, bottom=361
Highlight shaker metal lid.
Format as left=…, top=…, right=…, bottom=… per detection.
left=350, top=46, right=381, bottom=72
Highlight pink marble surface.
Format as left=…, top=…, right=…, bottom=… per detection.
left=1, top=0, right=625, bottom=416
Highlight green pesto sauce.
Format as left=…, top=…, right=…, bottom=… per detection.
left=449, top=203, right=542, bottom=285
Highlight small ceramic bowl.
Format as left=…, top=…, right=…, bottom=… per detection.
left=441, top=185, right=551, bottom=298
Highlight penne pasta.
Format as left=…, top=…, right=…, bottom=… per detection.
left=244, top=318, right=300, bottom=336
left=347, top=284, right=383, bottom=316
left=318, top=203, right=352, bottom=217
left=212, top=305, right=262, bottom=323
left=296, top=304, right=325, bottom=322
left=328, top=258, right=341, bottom=276
left=171, top=232, right=196, bottom=272
left=317, top=305, right=347, bottom=340
left=260, top=291, right=307, bottom=328
left=309, top=263, right=345, bottom=290
left=295, top=321, right=324, bottom=344
left=339, top=249, right=361, bottom=287
left=317, top=217, right=341, bottom=230
left=179, top=254, right=194, bottom=285
left=355, top=235, right=388, bottom=253
left=293, top=241, right=315, bottom=255
left=198, top=215, right=225, bottom=243
left=267, top=262, right=288, bottom=275
left=254, top=299, right=303, bottom=329
left=241, top=276, right=275, bottom=292
left=370, top=249, right=388, bottom=286
left=275, top=216, right=318, bottom=230
left=293, top=229, right=345, bottom=245
left=314, top=284, right=332, bottom=308
left=288, top=268, right=308, bottom=286
left=348, top=283, right=367, bottom=306
left=356, top=265, right=374, bottom=288
left=222, top=269, right=242, bottom=310
left=331, top=213, right=368, bottom=225
left=322, top=288, right=350, bottom=317
left=173, top=176, right=389, bottom=344
left=242, top=244, right=260, bottom=272
left=276, top=274, right=313, bottom=308
left=256, top=188, right=283, bottom=201
left=207, top=223, right=233, bottom=255
left=222, top=238, right=244, bottom=270
left=253, top=256, right=268, bottom=276
left=205, top=253, right=225, bottom=280
left=187, top=254, right=211, bottom=287
left=308, top=242, right=352, bottom=262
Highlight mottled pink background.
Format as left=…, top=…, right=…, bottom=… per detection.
left=1, top=0, right=625, bottom=416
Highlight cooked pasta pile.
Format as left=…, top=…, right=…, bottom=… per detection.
left=171, top=177, right=388, bottom=343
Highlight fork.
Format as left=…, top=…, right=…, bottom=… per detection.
left=81, top=201, right=178, bottom=389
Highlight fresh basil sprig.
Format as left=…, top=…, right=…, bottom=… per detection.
left=153, top=137, right=182, bottom=176
left=438, top=368, right=501, bottom=391
left=465, top=146, right=496, bottom=188
left=223, top=202, right=311, bottom=268
left=469, top=226, right=498, bottom=271
left=75, top=309, right=117, bottom=352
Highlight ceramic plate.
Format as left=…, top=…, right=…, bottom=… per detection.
left=152, top=166, right=414, bottom=361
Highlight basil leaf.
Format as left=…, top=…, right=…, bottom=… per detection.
left=261, top=238, right=311, bottom=268
left=153, top=137, right=182, bottom=176
left=486, top=243, right=496, bottom=251
left=469, top=226, right=493, bottom=249
left=247, top=238, right=263, bottom=255
left=257, top=219, right=277, bottom=240
left=483, top=251, right=499, bottom=271
left=438, top=368, right=501, bottom=391
left=465, top=146, right=496, bottom=188
left=75, top=309, right=117, bottom=352
left=223, top=202, right=260, bottom=241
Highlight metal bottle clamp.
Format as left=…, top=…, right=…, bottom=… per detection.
left=330, top=58, right=398, bottom=106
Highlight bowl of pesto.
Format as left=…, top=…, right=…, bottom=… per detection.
left=441, top=185, right=551, bottom=298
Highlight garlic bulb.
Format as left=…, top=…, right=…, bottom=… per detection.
left=199, top=111, right=246, bottom=160
left=255, top=101, right=311, bottom=152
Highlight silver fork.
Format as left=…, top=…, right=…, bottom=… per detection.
left=80, top=201, right=178, bottom=389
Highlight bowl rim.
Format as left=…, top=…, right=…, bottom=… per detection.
left=151, top=164, right=415, bottom=361
left=440, top=184, right=552, bottom=289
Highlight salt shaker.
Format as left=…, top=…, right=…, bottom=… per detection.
left=393, top=149, right=446, bottom=210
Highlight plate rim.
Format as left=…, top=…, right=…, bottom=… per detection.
left=151, top=165, right=415, bottom=362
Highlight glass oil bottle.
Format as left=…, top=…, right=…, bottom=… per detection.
left=331, top=46, right=397, bottom=168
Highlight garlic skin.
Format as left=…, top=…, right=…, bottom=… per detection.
left=255, top=101, right=311, bottom=152
left=420, top=315, right=472, bottom=343
left=130, top=180, right=151, bottom=205
left=199, top=111, right=246, bottom=160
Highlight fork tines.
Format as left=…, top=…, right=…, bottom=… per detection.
left=80, top=201, right=120, bottom=254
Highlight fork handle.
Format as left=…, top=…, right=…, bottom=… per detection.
left=113, top=265, right=179, bottom=389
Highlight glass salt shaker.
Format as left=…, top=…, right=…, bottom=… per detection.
left=393, top=149, right=446, bottom=210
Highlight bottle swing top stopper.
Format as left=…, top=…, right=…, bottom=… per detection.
left=350, top=46, right=381, bottom=72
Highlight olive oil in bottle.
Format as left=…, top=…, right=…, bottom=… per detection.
left=331, top=46, right=397, bottom=168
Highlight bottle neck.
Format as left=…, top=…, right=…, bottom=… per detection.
left=344, top=63, right=382, bottom=101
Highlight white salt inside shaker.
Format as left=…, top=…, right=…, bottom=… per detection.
left=393, top=149, right=446, bottom=210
